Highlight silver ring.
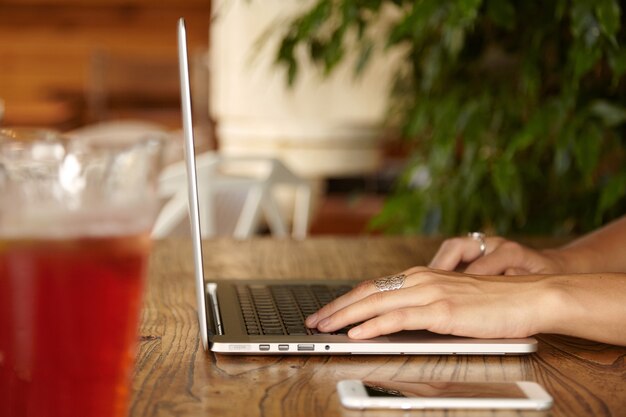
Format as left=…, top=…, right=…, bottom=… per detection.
left=374, top=273, right=406, bottom=292
left=467, top=232, right=486, bottom=256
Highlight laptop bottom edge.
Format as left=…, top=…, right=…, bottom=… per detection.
left=210, top=337, right=538, bottom=355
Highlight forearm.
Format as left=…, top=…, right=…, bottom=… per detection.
left=538, top=273, right=626, bottom=346
left=549, top=216, right=626, bottom=273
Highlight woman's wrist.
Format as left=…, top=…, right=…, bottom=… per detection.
left=542, top=246, right=599, bottom=273
left=530, top=276, right=574, bottom=335
left=532, top=273, right=626, bottom=345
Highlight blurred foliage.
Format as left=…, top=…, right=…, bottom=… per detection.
left=276, top=0, right=626, bottom=235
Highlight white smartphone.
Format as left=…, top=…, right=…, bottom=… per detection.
left=337, top=380, right=553, bottom=410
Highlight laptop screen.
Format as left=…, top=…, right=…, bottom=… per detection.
left=177, top=18, right=210, bottom=350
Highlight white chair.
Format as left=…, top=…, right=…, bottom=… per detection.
left=152, top=152, right=312, bottom=239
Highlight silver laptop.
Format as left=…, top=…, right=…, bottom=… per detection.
left=177, top=18, right=537, bottom=355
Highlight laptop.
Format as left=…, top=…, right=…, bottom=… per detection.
left=177, top=18, right=538, bottom=355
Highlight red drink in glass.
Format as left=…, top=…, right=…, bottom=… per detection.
left=0, top=234, right=151, bottom=417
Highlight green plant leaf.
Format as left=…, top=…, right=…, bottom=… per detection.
left=276, top=35, right=299, bottom=85
left=354, top=40, right=374, bottom=75
left=442, top=27, right=466, bottom=57
left=589, top=100, right=626, bottom=127
left=569, top=42, right=603, bottom=81
left=420, top=45, right=443, bottom=92
left=324, top=27, right=346, bottom=74
left=571, top=4, right=601, bottom=48
left=448, top=0, right=483, bottom=26
left=387, top=0, right=440, bottom=46
left=295, top=0, right=331, bottom=39
left=595, top=0, right=621, bottom=38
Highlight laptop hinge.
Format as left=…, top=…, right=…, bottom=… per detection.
left=205, top=283, right=224, bottom=336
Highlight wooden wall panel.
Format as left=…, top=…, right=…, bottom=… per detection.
left=0, top=0, right=210, bottom=7
left=0, top=2, right=211, bottom=128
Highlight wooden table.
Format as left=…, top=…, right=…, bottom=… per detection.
left=132, top=237, right=626, bottom=417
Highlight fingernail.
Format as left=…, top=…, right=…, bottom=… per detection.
left=305, top=313, right=318, bottom=326
left=348, top=327, right=362, bottom=338
left=318, top=317, right=331, bottom=329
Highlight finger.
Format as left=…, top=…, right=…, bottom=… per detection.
left=429, top=237, right=502, bottom=271
left=464, top=241, right=529, bottom=275
left=346, top=306, right=436, bottom=339
left=428, top=238, right=469, bottom=270
left=316, top=285, right=437, bottom=333
left=305, top=280, right=378, bottom=327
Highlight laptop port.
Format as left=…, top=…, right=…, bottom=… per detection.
left=259, top=344, right=270, bottom=351
left=278, top=344, right=289, bottom=351
left=297, top=344, right=314, bottom=351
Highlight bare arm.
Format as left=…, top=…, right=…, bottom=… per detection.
left=555, top=216, right=626, bottom=273
left=305, top=268, right=626, bottom=346
left=543, top=272, right=626, bottom=345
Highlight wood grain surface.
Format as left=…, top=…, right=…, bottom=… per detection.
left=131, top=238, right=626, bottom=417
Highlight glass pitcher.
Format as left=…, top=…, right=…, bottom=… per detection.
left=0, top=127, right=164, bottom=417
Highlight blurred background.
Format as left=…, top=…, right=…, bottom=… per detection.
left=1, top=0, right=625, bottom=238
left=0, top=0, right=206, bottom=128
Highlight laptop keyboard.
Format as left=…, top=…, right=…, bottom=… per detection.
left=236, top=283, right=354, bottom=336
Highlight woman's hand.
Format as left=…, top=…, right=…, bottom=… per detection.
left=306, top=268, right=626, bottom=346
left=305, top=267, right=555, bottom=340
left=429, top=236, right=570, bottom=275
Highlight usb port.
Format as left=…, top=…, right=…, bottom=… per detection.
left=259, top=344, right=270, bottom=351
left=297, top=344, right=314, bottom=351
left=278, top=344, right=289, bottom=351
